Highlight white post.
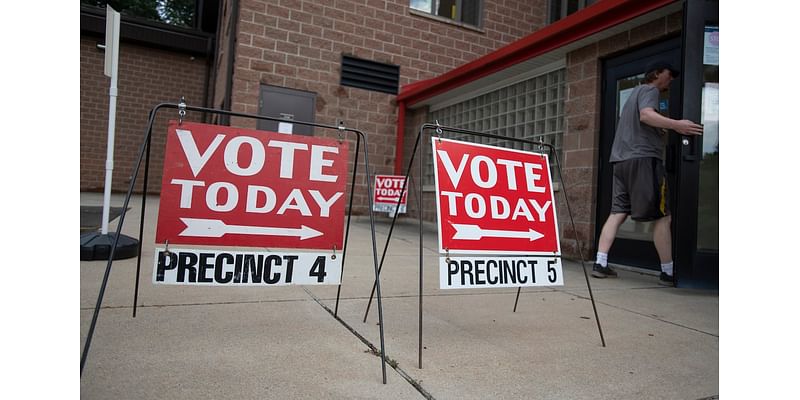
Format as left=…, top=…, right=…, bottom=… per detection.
left=101, top=6, right=121, bottom=235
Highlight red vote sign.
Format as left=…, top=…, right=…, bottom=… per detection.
left=431, top=138, right=560, bottom=255
left=155, top=121, right=348, bottom=250
left=372, top=174, right=408, bottom=213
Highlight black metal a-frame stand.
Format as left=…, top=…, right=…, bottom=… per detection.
left=80, top=100, right=390, bottom=384
left=362, top=122, right=606, bottom=369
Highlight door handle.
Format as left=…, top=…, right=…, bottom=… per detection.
left=682, top=136, right=700, bottom=161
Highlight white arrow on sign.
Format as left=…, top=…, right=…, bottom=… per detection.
left=179, top=218, right=323, bottom=240
left=376, top=196, right=403, bottom=202
left=451, top=223, right=544, bottom=241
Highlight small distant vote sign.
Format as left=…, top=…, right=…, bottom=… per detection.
left=154, top=121, right=348, bottom=286
left=431, top=138, right=563, bottom=289
left=372, top=174, right=408, bottom=214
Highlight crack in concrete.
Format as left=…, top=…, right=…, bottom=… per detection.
left=303, top=288, right=436, bottom=400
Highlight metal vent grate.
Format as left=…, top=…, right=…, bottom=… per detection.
left=340, top=55, right=400, bottom=95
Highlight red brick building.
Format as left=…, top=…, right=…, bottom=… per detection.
left=80, top=0, right=718, bottom=287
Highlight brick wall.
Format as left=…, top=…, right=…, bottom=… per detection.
left=559, top=11, right=683, bottom=257
left=80, top=36, right=209, bottom=194
left=225, top=0, right=545, bottom=214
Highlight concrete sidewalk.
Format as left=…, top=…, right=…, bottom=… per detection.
left=80, top=193, right=718, bottom=399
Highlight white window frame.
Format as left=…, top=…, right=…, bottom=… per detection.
left=549, top=0, right=599, bottom=23
left=410, top=0, right=483, bottom=28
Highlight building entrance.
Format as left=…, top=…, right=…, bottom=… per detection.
left=597, top=21, right=718, bottom=288
left=596, top=37, right=682, bottom=272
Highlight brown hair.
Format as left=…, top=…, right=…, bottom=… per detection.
left=643, top=69, right=661, bottom=83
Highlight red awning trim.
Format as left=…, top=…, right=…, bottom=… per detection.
left=397, top=0, right=677, bottom=106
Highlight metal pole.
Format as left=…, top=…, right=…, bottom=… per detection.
left=362, top=131, right=422, bottom=323
left=418, top=127, right=425, bottom=370
left=81, top=104, right=159, bottom=376
left=100, top=82, right=117, bottom=234
left=132, top=124, right=152, bottom=318
left=358, top=131, right=388, bottom=384
left=551, top=146, right=606, bottom=347
left=100, top=6, right=120, bottom=235
left=335, top=131, right=360, bottom=317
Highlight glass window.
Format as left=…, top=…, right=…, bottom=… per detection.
left=411, top=0, right=431, bottom=12
left=549, top=0, right=598, bottom=23
left=697, top=25, right=719, bottom=252
left=425, top=69, right=566, bottom=185
left=411, top=0, right=483, bottom=27
left=613, top=73, right=671, bottom=242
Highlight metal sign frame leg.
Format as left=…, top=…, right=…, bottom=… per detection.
left=360, top=119, right=426, bottom=368
left=82, top=102, right=389, bottom=384
left=132, top=116, right=154, bottom=318
left=362, top=157, right=418, bottom=323
left=511, top=140, right=606, bottom=347
left=361, top=122, right=607, bottom=371
left=80, top=103, right=159, bottom=376
left=552, top=146, right=606, bottom=347
left=429, top=124, right=605, bottom=349
left=334, top=134, right=360, bottom=317
left=428, top=124, right=605, bottom=349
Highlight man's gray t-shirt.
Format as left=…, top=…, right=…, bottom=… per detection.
left=609, top=84, right=666, bottom=162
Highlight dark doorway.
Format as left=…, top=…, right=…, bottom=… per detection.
left=597, top=23, right=718, bottom=289
left=596, top=37, right=682, bottom=271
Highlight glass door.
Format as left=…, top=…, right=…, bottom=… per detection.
left=613, top=75, right=673, bottom=244
left=697, top=33, right=718, bottom=253
left=596, top=2, right=719, bottom=288
left=672, top=0, right=718, bottom=288
left=597, top=38, right=682, bottom=271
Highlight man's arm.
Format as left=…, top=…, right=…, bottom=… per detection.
left=640, top=107, right=703, bottom=136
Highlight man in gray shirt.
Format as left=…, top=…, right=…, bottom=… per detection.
left=592, top=61, right=703, bottom=286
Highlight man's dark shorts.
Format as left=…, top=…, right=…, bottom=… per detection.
left=610, top=157, right=670, bottom=221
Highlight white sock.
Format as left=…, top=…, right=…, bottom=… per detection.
left=596, top=252, right=608, bottom=267
left=661, top=261, right=673, bottom=276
